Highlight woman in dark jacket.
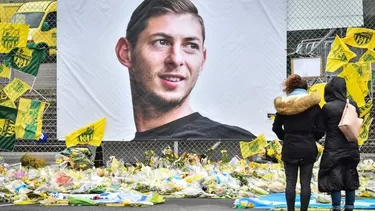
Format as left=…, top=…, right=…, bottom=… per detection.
left=273, top=74, right=325, bottom=211
left=318, top=77, right=360, bottom=211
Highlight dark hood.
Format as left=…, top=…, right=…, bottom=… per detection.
left=324, top=77, right=347, bottom=103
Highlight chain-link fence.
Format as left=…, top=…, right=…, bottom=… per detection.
left=1, top=0, right=375, bottom=164
left=286, top=0, right=375, bottom=154
left=0, top=0, right=59, bottom=158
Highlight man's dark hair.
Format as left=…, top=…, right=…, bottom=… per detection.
left=126, top=0, right=205, bottom=48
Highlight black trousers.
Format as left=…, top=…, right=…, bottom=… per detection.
left=284, top=162, right=314, bottom=211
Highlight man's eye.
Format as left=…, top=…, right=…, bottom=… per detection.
left=187, top=43, right=199, bottom=49
left=154, top=40, right=169, bottom=47
left=159, top=40, right=167, bottom=45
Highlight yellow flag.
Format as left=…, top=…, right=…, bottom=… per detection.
left=3, top=77, right=31, bottom=101
left=0, top=23, right=29, bottom=53
left=240, top=133, right=267, bottom=159
left=343, top=28, right=375, bottom=49
left=268, top=139, right=282, bottom=155
left=0, top=64, right=11, bottom=79
left=0, top=100, right=16, bottom=108
left=0, top=87, right=15, bottom=108
left=349, top=62, right=371, bottom=97
left=65, top=118, right=107, bottom=148
left=359, top=49, right=375, bottom=63
left=308, top=83, right=326, bottom=107
left=338, top=65, right=366, bottom=107
left=358, top=114, right=373, bottom=146
left=15, top=98, right=46, bottom=140
left=326, top=35, right=357, bottom=72
left=359, top=100, right=372, bottom=118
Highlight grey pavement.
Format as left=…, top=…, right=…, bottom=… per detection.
left=0, top=152, right=57, bottom=164
left=0, top=199, right=272, bottom=211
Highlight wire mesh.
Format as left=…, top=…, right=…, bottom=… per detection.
left=1, top=0, right=374, bottom=164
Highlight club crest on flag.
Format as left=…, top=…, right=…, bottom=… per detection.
left=3, top=78, right=31, bottom=102
left=0, top=89, right=7, bottom=102
left=354, top=32, right=372, bottom=46
left=0, top=119, right=15, bottom=137
left=0, top=89, right=12, bottom=105
left=358, top=113, right=373, bottom=146
left=0, top=105, right=17, bottom=151
left=14, top=47, right=32, bottom=68
left=360, top=100, right=372, bottom=117
left=352, top=63, right=364, bottom=75
left=240, top=134, right=267, bottom=159
left=249, top=140, right=260, bottom=152
left=361, top=52, right=375, bottom=62
left=332, top=45, right=347, bottom=61
left=1, top=26, right=20, bottom=50
left=11, top=79, right=26, bottom=92
left=15, top=98, right=47, bottom=140
left=65, top=117, right=106, bottom=148
left=24, top=109, right=38, bottom=125
left=77, top=127, right=94, bottom=144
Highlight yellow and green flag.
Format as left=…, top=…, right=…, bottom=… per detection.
left=326, top=35, right=357, bottom=72
left=343, top=28, right=375, bottom=49
left=358, top=113, right=373, bottom=146
left=0, top=87, right=16, bottom=108
left=0, top=23, right=29, bottom=53
left=3, top=77, right=31, bottom=101
left=349, top=62, right=371, bottom=97
left=4, top=44, right=47, bottom=76
left=308, top=83, right=326, bottom=108
left=359, top=100, right=372, bottom=118
left=65, top=117, right=107, bottom=148
left=0, top=64, right=11, bottom=79
left=15, top=98, right=47, bottom=140
left=359, top=49, right=375, bottom=63
left=240, top=133, right=267, bottom=159
left=0, top=105, right=17, bottom=151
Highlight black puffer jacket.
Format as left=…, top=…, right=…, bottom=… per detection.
left=272, top=92, right=325, bottom=164
left=318, top=77, right=360, bottom=192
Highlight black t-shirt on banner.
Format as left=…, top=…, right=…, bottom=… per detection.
left=133, top=112, right=256, bottom=140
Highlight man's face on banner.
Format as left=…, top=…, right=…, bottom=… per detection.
left=130, top=14, right=206, bottom=106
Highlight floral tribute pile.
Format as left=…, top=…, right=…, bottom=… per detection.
left=0, top=141, right=374, bottom=207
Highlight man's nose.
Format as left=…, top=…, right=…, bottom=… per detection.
left=165, top=45, right=184, bottom=68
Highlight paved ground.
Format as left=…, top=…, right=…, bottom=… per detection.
left=0, top=199, right=272, bottom=211
left=0, top=152, right=57, bottom=164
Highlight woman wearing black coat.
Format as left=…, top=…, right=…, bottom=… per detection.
left=273, top=74, right=325, bottom=211
left=318, top=77, right=360, bottom=211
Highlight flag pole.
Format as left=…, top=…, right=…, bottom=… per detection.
left=27, top=76, right=50, bottom=114
left=31, top=88, right=49, bottom=103
left=29, top=76, right=37, bottom=93
left=30, top=88, right=50, bottom=115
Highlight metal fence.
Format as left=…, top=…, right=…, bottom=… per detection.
left=1, top=0, right=375, bottom=164
left=286, top=0, right=375, bottom=155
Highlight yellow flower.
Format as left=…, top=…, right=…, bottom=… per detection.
left=258, top=148, right=266, bottom=156
left=249, top=162, right=257, bottom=169
left=276, top=154, right=282, bottom=161
left=273, top=140, right=282, bottom=153
left=316, top=143, right=324, bottom=153
left=267, top=149, right=275, bottom=157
